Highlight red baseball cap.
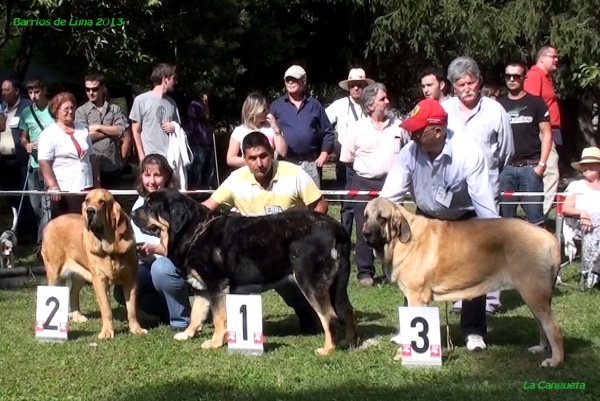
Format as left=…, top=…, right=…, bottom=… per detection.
left=400, top=98, right=448, bottom=133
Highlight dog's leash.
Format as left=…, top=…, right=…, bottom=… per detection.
left=445, top=302, right=454, bottom=351
left=11, top=161, right=31, bottom=232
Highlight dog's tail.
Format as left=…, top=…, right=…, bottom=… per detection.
left=330, top=235, right=353, bottom=326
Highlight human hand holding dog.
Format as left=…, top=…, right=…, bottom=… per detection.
left=580, top=211, right=593, bottom=233
left=137, top=243, right=167, bottom=257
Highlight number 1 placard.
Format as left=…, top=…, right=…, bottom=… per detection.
left=35, top=286, right=70, bottom=342
left=398, top=306, right=442, bottom=367
left=225, top=294, right=264, bottom=355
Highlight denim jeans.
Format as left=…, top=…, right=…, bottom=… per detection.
left=499, top=165, right=545, bottom=225
left=114, top=257, right=191, bottom=329
left=188, top=144, right=216, bottom=190
left=27, top=167, right=51, bottom=244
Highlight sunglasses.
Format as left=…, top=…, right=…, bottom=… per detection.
left=504, top=74, right=523, bottom=81
left=85, top=86, right=100, bottom=93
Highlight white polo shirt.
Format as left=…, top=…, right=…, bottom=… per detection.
left=380, top=130, right=499, bottom=220
left=326, top=96, right=364, bottom=146
left=441, top=96, right=514, bottom=198
left=38, top=121, right=95, bottom=191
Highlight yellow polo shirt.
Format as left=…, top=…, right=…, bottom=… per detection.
left=211, top=160, right=322, bottom=216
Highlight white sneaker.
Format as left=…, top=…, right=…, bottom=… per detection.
left=390, top=332, right=402, bottom=345
left=466, top=334, right=487, bottom=351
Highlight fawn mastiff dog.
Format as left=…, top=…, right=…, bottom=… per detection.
left=41, top=189, right=147, bottom=339
left=130, top=188, right=359, bottom=355
left=363, top=198, right=564, bottom=367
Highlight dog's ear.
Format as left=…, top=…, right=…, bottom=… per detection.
left=170, top=202, right=190, bottom=234
left=392, top=208, right=411, bottom=243
left=110, top=200, right=129, bottom=237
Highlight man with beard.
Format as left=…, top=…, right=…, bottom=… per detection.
left=441, top=56, right=514, bottom=316
left=130, top=63, right=181, bottom=162
left=202, top=131, right=327, bottom=334
left=380, top=98, right=498, bottom=352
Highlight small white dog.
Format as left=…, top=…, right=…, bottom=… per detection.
left=1, top=206, right=19, bottom=269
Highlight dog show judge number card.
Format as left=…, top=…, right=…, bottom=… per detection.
left=226, top=294, right=264, bottom=355
left=398, top=306, right=442, bottom=367
left=35, top=286, right=70, bottom=342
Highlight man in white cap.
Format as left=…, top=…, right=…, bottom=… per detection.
left=325, top=68, right=375, bottom=235
left=270, top=65, right=335, bottom=188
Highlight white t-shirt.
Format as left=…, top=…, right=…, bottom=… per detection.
left=565, top=180, right=600, bottom=215
left=131, top=196, right=162, bottom=263
left=231, top=125, right=276, bottom=155
left=38, top=121, right=95, bottom=191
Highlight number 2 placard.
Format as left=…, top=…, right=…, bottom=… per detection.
left=398, top=306, right=442, bottom=367
left=35, top=286, right=70, bottom=342
left=225, top=294, right=264, bottom=355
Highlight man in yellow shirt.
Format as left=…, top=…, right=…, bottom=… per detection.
left=202, top=131, right=327, bottom=332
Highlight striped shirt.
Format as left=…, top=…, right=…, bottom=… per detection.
left=441, top=96, right=514, bottom=198
left=339, top=116, right=409, bottom=179
left=210, top=160, right=323, bottom=216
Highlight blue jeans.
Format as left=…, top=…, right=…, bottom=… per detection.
left=114, top=257, right=190, bottom=329
left=27, top=167, right=51, bottom=244
left=499, top=165, right=545, bottom=225
left=188, top=144, right=216, bottom=190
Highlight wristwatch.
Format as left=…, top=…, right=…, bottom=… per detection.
left=538, top=161, right=546, bottom=168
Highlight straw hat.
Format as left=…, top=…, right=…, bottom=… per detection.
left=339, top=68, right=376, bottom=91
left=571, top=147, right=600, bottom=171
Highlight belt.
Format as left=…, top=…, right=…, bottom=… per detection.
left=283, top=152, right=318, bottom=163
left=510, top=158, right=539, bottom=167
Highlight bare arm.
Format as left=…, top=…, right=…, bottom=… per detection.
left=307, top=197, right=328, bottom=214
left=90, top=154, right=101, bottom=188
left=201, top=197, right=221, bottom=211
left=131, top=122, right=145, bottom=161
left=226, top=137, right=246, bottom=167
left=39, top=160, right=59, bottom=190
left=0, top=114, right=5, bottom=132
left=120, top=127, right=133, bottom=162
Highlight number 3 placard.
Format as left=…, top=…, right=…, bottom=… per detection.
left=398, top=306, right=442, bottom=367
left=225, top=294, right=264, bottom=355
left=35, top=286, right=70, bottom=342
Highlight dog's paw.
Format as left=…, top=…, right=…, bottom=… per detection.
left=130, top=326, right=148, bottom=336
left=540, top=358, right=560, bottom=368
left=315, top=347, right=334, bottom=356
left=98, top=329, right=114, bottom=340
left=69, top=312, right=88, bottom=323
left=528, top=345, right=548, bottom=354
left=201, top=339, right=222, bottom=349
left=174, top=331, right=194, bottom=341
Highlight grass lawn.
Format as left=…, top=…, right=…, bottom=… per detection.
left=1, top=169, right=599, bottom=400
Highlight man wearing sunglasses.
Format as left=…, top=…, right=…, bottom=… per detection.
left=497, top=62, right=552, bottom=228
left=380, top=98, right=498, bottom=352
left=75, top=73, right=128, bottom=189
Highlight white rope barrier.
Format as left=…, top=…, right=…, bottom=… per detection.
left=0, top=189, right=580, bottom=205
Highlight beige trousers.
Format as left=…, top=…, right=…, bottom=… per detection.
left=543, top=143, right=560, bottom=215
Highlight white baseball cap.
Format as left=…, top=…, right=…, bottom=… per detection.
left=284, top=65, right=306, bottom=80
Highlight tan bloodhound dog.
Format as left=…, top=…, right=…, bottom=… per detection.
left=41, top=189, right=147, bottom=339
left=363, top=197, right=563, bottom=367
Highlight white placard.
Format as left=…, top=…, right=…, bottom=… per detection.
left=226, top=294, right=264, bottom=355
left=35, top=286, right=70, bottom=342
left=398, top=306, right=442, bottom=367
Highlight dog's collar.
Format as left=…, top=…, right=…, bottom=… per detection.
left=189, top=215, right=221, bottom=247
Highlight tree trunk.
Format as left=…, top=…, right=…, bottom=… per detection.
left=12, top=26, right=36, bottom=82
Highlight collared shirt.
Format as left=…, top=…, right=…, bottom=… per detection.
left=75, top=100, right=128, bottom=172
left=380, top=131, right=499, bottom=220
left=0, top=98, right=20, bottom=155
left=210, top=160, right=322, bottom=216
left=270, top=95, right=334, bottom=158
left=340, top=116, right=410, bottom=179
left=325, top=96, right=364, bottom=146
left=441, top=96, right=514, bottom=198
left=523, top=65, right=561, bottom=129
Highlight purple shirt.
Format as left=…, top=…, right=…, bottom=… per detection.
left=187, top=98, right=212, bottom=146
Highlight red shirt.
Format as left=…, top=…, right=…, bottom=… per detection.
left=523, top=65, right=561, bottom=129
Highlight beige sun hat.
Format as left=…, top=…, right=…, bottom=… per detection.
left=571, top=147, right=600, bottom=171
left=338, top=68, right=376, bottom=91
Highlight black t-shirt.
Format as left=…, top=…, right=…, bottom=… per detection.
left=498, top=94, right=550, bottom=159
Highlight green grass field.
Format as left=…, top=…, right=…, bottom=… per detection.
left=1, top=171, right=599, bottom=400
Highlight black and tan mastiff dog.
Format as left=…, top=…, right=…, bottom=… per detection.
left=131, top=188, right=359, bottom=355
left=363, top=197, right=564, bottom=368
